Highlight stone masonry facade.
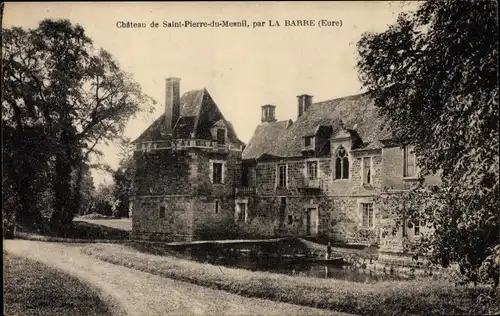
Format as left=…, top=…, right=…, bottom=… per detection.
left=131, top=77, right=441, bottom=253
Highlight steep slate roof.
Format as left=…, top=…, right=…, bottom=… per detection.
left=132, top=89, right=244, bottom=145
left=242, top=120, right=292, bottom=160
left=242, top=93, right=392, bottom=160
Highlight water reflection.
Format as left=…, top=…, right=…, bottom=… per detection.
left=188, top=248, right=407, bottom=283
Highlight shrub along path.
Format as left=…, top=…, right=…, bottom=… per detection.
left=4, top=240, right=347, bottom=316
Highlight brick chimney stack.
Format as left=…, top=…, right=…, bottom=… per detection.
left=297, top=94, right=313, bottom=119
left=165, top=77, right=181, bottom=135
left=261, top=104, right=277, bottom=123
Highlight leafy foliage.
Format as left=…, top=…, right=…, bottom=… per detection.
left=194, top=217, right=243, bottom=240
left=92, top=183, right=117, bottom=217
left=2, top=19, right=155, bottom=228
left=112, top=143, right=135, bottom=218
left=357, top=1, right=499, bottom=284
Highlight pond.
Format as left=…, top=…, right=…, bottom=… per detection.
left=187, top=250, right=410, bottom=283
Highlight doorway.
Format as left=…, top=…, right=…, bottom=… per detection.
left=306, top=207, right=318, bottom=236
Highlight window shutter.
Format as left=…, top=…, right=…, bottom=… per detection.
left=275, top=164, right=278, bottom=188
left=286, top=164, right=289, bottom=188
left=222, top=162, right=226, bottom=184
left=209, top=161, right=214, bottom=183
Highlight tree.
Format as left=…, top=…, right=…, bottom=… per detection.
left=357, top=1, right=499, bottom=284
left=2, top=27, right=54, bottom=225
left=77, top=163, right=96, bottom=216
left=112, top=143, right=135, bottom=218
left=2, top=19, right=155, bottom=228
left=94, top=183, right=116, bottom=217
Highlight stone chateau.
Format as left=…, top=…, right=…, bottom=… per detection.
left=131, top=77, right=440, bottom=253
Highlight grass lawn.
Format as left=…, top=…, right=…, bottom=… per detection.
left=3, top=253, right=116, bottom=316
left=82, top=243, right=500, bottom=316
left=74, top=217, right=132, bottom=232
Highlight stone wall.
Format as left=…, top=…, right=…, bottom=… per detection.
left=191, top=196, right=235, bottom=235
left=133, top=150, right=194, bottom=196
left=132, top=137, right=438, bottom=249
left=131, top=196, right=194, bottom=241
left=251, top=149, right=385, bottom=198
left=193, top=150, right=242, bottom=197
left=238, top=148, right=387, bottom=244
left=227, top=195, right=380, bottom=245
left=241, top=197, right=280, bottom=237
left=132, top=143, right=242, bottom=241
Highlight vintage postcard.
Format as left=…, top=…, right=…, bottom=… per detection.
left=2, top=1, right=499, bottom=316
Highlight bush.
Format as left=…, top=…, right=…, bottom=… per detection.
left=194, top=217, right=243, bottom=240
left=478, top=244, right=500, bottom=288
left=78, top=213, right=110, bottom=220
left=2, top=216, right=16, bottom=239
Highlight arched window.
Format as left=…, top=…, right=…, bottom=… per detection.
left=335, top=146, right=349, bottom=179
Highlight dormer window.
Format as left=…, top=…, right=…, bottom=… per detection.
left=334, top=146, right=349, bottom=180
left=305, top=136, right=313, bottom=147
left=216, top=128, right=226, bottom=145
left=303, top=136, right=315, bottom=152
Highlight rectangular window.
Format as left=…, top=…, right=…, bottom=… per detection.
left=277, top=164, right=287, bottom=188
left=214, top=201, right=219, bottom=214
left=363, top=157, right=372, bottom=185
left=405, top=217, right=421, bottom=236
left=403, top=145, right=416, bottom=177
left=307, top=161, right=318, bottom=180
left=414, top=219, right=420, bottom=236
left=213, top=162, right=223, bottom=184
left=361, top=203, right=374, bottom=228
left=216, top=129, right=226, bottom=145
left=237, top=202, right=247, bottom=221
left=241, top=165, right=249, bottom=187
left=287, top=215, right=293, bottom=225
left=402, top=215, right=408, bottom=237
left=159, top=206, right=166, bottom=219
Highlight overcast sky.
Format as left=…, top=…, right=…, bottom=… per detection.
left=4, top=1, right=419, bottom=185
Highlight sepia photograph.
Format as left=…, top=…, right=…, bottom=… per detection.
left=2, top=1, right=499, bottom=316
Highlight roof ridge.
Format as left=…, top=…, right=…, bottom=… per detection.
left=312, top=91, right=369, bottom=106
left=258, top=119, right=290, bottom=126
left=181, top=88, right=205, bottom=95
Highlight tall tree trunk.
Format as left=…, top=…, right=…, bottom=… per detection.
left=50, top=150, right=74, bottom=229
left=12, top=154, right=42, bottom=226
left=73, top=161, right=84, bottom=216
left=50, top=114, right=81, bottom=229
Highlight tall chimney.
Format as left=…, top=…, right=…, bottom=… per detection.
left=165, top=77, right=181, bottom=135
left=297, top=94, right=313, bottom=119
left=261, top=104, right=277, bottom=123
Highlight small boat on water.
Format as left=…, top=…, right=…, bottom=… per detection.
left=289, top=256, right=345, bottom=265
left=305, top=257, right=344, bottom=264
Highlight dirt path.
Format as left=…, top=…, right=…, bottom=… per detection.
left=4, top=240, right=352, bottom=316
